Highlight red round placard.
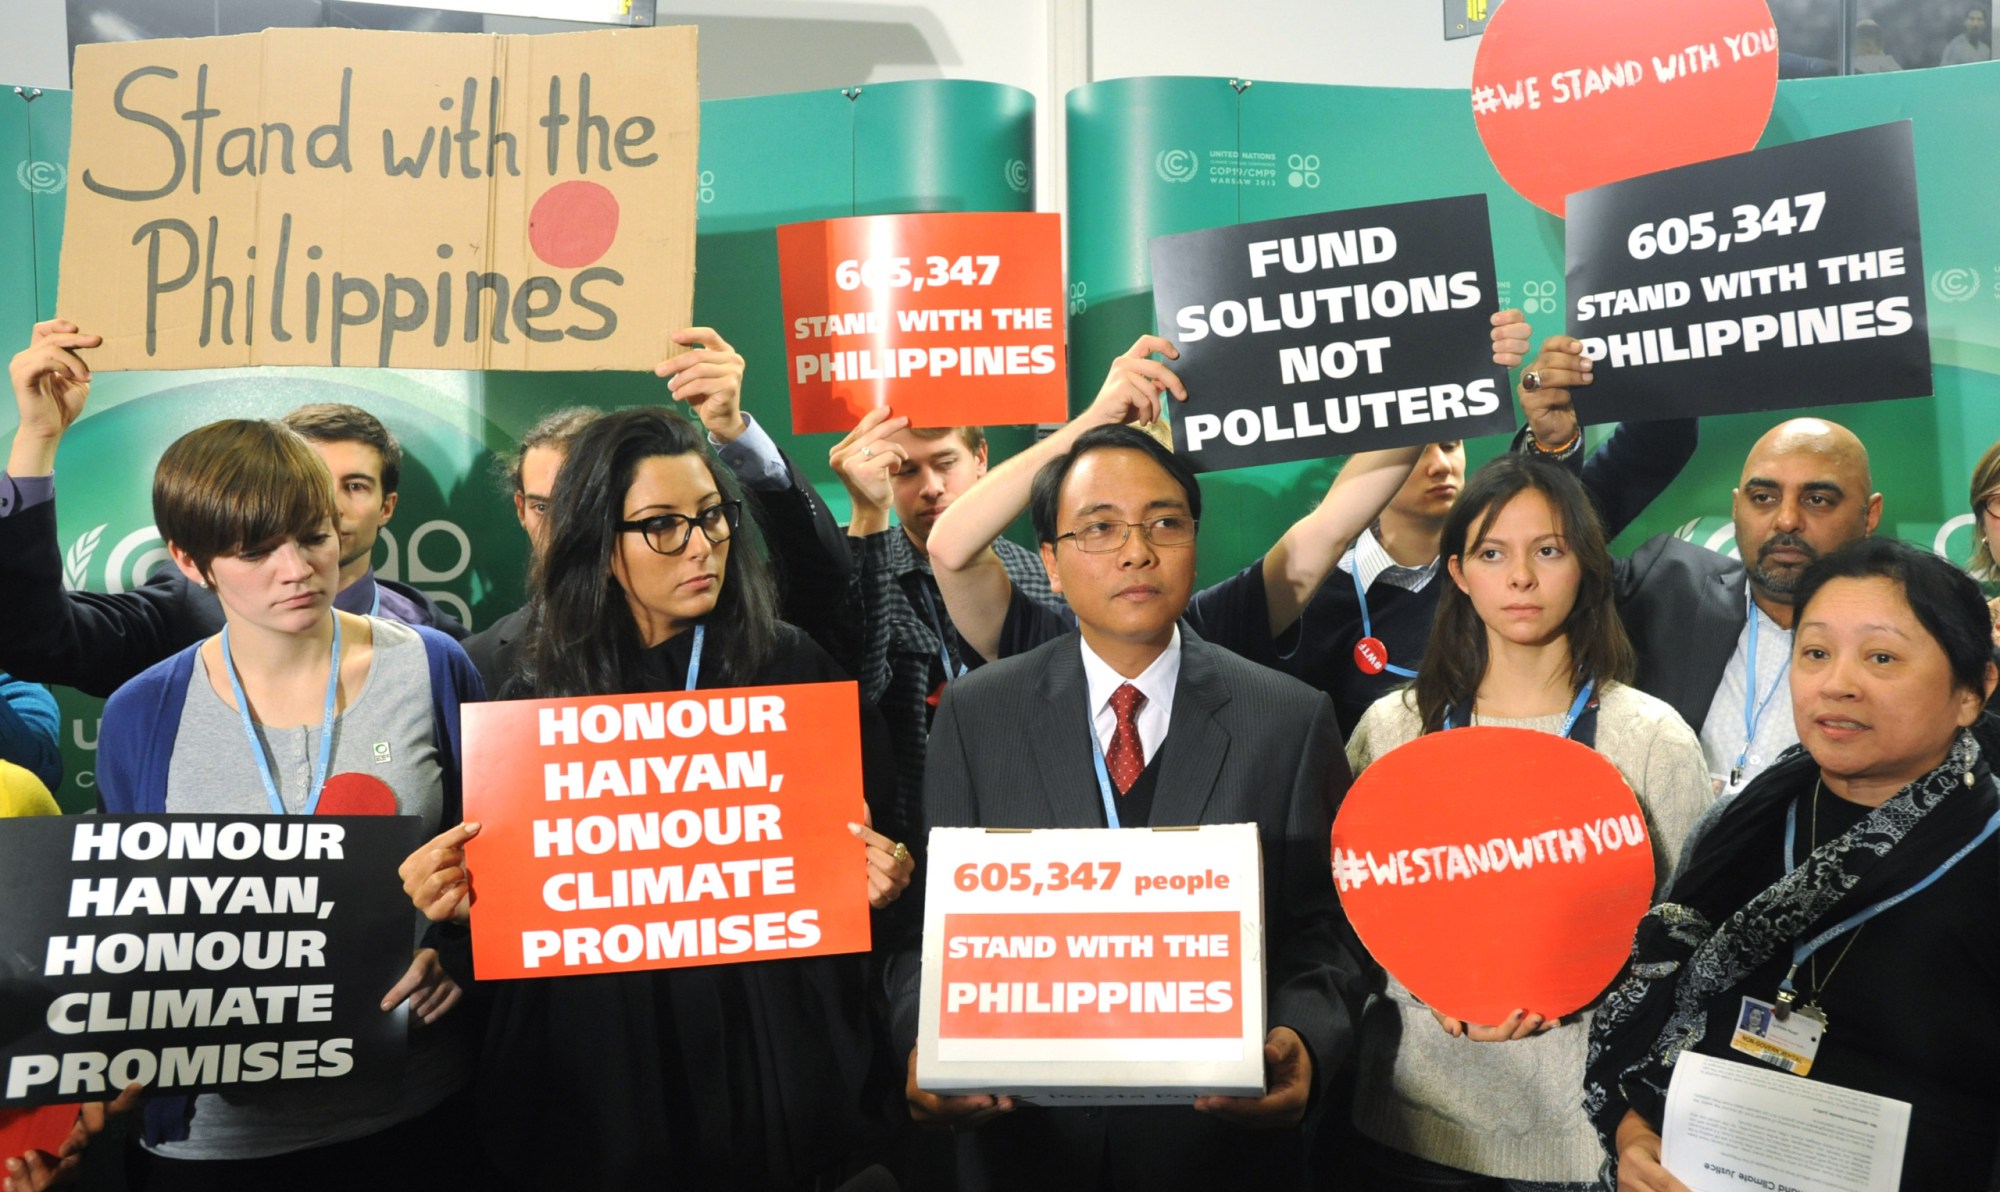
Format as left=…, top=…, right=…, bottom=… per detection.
left=1332, top=726, right=1655, bottom=1024
left=1471, top=0, right=1779, bottom=216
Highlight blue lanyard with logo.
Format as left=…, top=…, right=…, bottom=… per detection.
left=1091, top=715, right=1123, bottom=829
left=916, top=582, right=969, bottom=685
left=1442, top=678, right=1595, bottom=738
left=1731, top=595, right=1792, bottom=788
left=220, top=614, right=342, bottom=817
left=1776, top=784, right=2000, bottom=1010
left=684, top=623, right=705, bottom=690
left=1351, top=563, right=1419, bottom=679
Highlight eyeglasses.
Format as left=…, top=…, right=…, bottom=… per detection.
left=1979, top=492, right=2000, bottom=520
left=616, top=500, right=743, bottom=556
left=1055, top=516, right=1198, bottom=553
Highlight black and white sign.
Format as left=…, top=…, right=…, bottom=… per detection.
left=1148, top=194, right=1515, bottom=472
left=0, top=816, right=422, bottom=1107
left=1565, top=121, right=1930, bottom=422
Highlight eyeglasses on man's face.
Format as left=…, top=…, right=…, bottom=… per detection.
left=1054, top=515, right=1198, bottom=553
left=616, top=500, right=743, bottom=556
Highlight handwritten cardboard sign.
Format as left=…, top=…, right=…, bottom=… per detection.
left=777, top=212, right=1067, bottom=434
left=917, top=824, right=1265, bottom=1103
left=1147, top=194, right=1513, bottom=472
left=59, top=26, right=698, bottom=371
left=0, top=816, right=420, bottom=1107
left=1472, top=0, right=1778, bottom=215
left=1332, top=728, right=1655, bottom=1024
left=460, top=682, right=872, bottom=980
left=1565, top=122, right=1930, bottom=422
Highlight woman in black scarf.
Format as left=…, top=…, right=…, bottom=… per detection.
left=1585, top=537, right=2000, bottom=1190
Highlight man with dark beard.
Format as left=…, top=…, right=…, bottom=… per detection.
left=1613, top=418, right=1879, bottom=796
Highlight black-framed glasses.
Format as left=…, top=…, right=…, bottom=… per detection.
left=616, top=500, right=743, bottom=556
left=1054, top=516, right=1198, bottom=553
left=1979, top=492, right=2000, bottom=520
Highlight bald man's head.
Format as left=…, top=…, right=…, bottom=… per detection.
left=1732, top=418, right=1882, bottom=618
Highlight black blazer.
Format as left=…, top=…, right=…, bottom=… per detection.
left=1613, top=533, right=1748, bottom=733
left=892, top=628, right=1361, bottom=1191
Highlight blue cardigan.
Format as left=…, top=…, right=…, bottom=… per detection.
left=95, top=625, right=483, bottom=1146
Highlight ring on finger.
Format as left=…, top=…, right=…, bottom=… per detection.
left=892, top=841, right=911, bottom=864
left=1521, top=370, right=1542, bottom=392
left=861, top=446, right=873, bottom=458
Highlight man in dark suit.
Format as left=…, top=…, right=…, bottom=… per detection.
left=891, top=424, right=1362, bottom=1191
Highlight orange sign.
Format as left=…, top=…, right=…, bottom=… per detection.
left=1332, top=727, right=1655, bottom=1024
left=1471, top=0, right=1778, bottom=216
left=777, top=212, right=1068, bottom=433
left=938, top=911, right=1244, bottom=1040
left=0, top=1105, right=75, bottom=1166
left=460, top=682, right=871, bottom=980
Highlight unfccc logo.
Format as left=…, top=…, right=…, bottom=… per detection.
left=1155, top=148, right=1198, bottom=183
left=16, top=159, right=66, bottom=194
left=1004, top=158, right=1029, bottom=194
left=1520, top=279, right=1558, bottom=315
left=1930, top=267, right=1981, bottom=302
left=1286, top=153, right=1320, bottom=189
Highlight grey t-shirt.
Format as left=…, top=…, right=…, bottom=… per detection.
left=153, top=618, right=468, bottom=1160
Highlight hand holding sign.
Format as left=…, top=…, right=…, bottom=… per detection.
left=1516, top=336, right=1593, bottom=451
left=6, top=322, right=101, bottom=478
left=905, top=1048, right=1015, bottom=1130
left=1192, top=1026, right=1312, bottom=1128
left=656, top=328, right=749, bottom=444
left=0, top=1085, right=140, bottom=1192
left=400, top=821, right=481, bottom=926
left=378, top=948, right=461, bottom=1026
left=1090, top=336, right=1187, bottom=431
left=827, top=408, right=913, bottom=535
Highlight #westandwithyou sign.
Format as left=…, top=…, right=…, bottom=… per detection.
left=59, top=26, right=698, bottom=371
left=0, top=816, right=422, bottom=1107
left=1564, top=121, right=1930, bottom=422
left=1332, top=728, right=1655, bottom=1025
left=917, top=824, right=1266, bottom=1104
left=460, top=682, right=872, bottom=980
left=1148, top=194, right=1514, bottom=473
left=777, top=212, right=1068, bottom=434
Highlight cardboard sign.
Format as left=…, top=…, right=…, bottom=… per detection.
left=1147, top=194, right=1514, bottom=472
left=1565, top=122, right=1930, bottom=423
left=1472, top=0, right=1778, bottom=215
left=1331, top=728, right=1654, bottom=1025
left=917, top=824, right=1266, bottom=1103
left=58, top=26, right=698, bottom=371
left=460, top=682, right=872, bottom=980
left=777, top=212, right=1068, bottom=434
left=0, top=816, right=421, bottom=1107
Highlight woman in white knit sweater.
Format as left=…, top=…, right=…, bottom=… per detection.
left=1343, top=454, right=1713, bottom=1191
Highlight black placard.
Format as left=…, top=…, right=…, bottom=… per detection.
left=1564, top=121, right=1930, bottom=422
left=0, top=815, right=421, bottom=1107
left=1147, top=194, right=1515, bottom=472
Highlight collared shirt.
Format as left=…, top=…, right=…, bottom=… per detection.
left=1080, top=626, right=1181, bottom=767
left=1698, top=591, right=1796, bottom=797
left=1337, top=527, right=1441, bottom=595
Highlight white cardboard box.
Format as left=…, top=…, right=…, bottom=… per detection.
left=916, top=824, right=1266, bottom=1105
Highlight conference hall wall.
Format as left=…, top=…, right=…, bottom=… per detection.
left=1067, top=65, right=2000, bottom=578
left=0, top=79, right=1035, bottom=809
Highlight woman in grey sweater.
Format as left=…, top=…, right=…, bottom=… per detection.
left=1343, top=455, right=1712, bottom=1190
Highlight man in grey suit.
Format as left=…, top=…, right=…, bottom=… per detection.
left=890, top=424, right=1362, bottom=1191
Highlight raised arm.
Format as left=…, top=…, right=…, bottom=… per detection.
left=1258, top=448, right=1420, bottom=636
left=928, top=335, right=1185, bottom=662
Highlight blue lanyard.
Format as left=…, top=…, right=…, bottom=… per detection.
left=220, top=614, right=342, bottom=817
left=1352, top=563, right=1419, bottom=679
left=1734, top=597, right=1791, bottom=783
left=1090, top=720, right=1122, bottom=829
left=1779, top=784, right=2000, bottom=1000
left=916, top=582, right=969, bottom=684
left=1443, top=678, right=1595, bottom=737
left=368, top=584, right=381, bottom=616
left=684, top=623, right=705, bottom=690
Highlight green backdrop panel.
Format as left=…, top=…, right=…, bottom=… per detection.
left=1063, top=64, right=2000, bottom=593
left=0, top=77, right=1033, bottom=810
left=0, top=88, right=70, bottom=353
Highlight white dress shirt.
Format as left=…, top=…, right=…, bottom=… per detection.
left=1079, top=627, right=1182, bottom=767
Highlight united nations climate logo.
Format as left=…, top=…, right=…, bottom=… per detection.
left=1930, top=267, right=1981, bottom=303
left=1004, top=158, right=1029, bottom=194
left=1068, top=281, right=1088, bottom=317
left=1155, top=148, right=1198, bottom=184
left=1520, top=279, right=1558, bottom=315
left=16, top=159, right=66, bottom=194
left=1286, top=153, right=1320, bottom=189
left=697, top=170, right=716, bottom=205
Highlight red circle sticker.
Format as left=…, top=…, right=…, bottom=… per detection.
left=1354, top=637, right=1389, bottom=676
left=528, top=179, right=622, bottom=268
left=1332, top=727, right=1655, bottom=1024
left=1471, top=0, right=1779, bottom=216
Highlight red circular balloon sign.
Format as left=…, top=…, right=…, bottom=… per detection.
left=1472, top=0, right=1779, bottom=216
left=1332, top=727, right=1655, bottom=1024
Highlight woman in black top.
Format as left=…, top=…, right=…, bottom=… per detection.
left=402, top=408, right=911, bottom=1189
left=1587, top=537, right=2000, bottom=1191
